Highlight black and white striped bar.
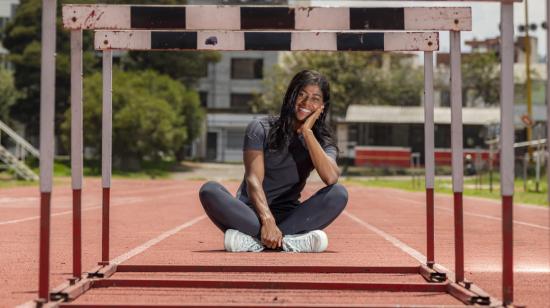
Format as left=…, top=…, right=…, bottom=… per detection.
left=95, top=31, right=438, bottom=52
left=63, top=5, right=471, bottom=31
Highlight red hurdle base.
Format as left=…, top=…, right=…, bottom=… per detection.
left=44, top=264, right=498, bottom=307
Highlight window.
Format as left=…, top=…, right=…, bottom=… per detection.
left=230, top=93, right=254, bottom=112
left=440, top=90, right=450, bottom=107
left=226, top=129, right=245, bottom=150
left=231, top=58, right=263, bottom=79
left=198, top=91, right=208, bottom=108
left=11, top=3, right=18, bottom=18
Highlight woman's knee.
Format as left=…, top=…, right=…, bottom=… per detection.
left=327, top=183, right=348, bottom=210
left=199, top=181, right=221, bottom=202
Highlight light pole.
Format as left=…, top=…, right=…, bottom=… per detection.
left=518, top=17, right=548, bottom=161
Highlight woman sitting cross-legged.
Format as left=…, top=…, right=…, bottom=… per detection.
left=199, top=70, right=348, bottom=253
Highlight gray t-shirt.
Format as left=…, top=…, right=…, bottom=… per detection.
left=236, top=117, right=338, bottom=214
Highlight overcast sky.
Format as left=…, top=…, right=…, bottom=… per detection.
left=310, top=0, right=548, bottom=57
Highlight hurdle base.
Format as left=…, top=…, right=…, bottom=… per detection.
left=419, top=264, right=447, bottom=282
left=447, top=282, right=490, bottom=305
left=33, top=298, right=47, bottom=307
left=116, top=264, right=420, bottom=274
left=87, top=263, right=117, bottom=278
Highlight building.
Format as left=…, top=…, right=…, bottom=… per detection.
left=337, top=104, right=547, bottom=167
left=189, top=0, right=310, bottom=162
left=195, top=51, right=278, bottom=162
left=0, top=0, right=19, bottom=69
left=436, top=36, right=547, bottom=110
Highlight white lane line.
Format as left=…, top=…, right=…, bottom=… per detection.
left=392, top=196, right=550, bottom=231
left=344, top=210, right=504, bottom=305
left=15, top=214, right=208, bottom=308
left=343, top=210, right=450, bottom=272
left=0, top=184, right=201, bottom=210
left=111, top=215, right=206, bottom=265
left=0, top=210, right=75, bottom=226
left=358, top=184, right=549, bottom=211
left=0, top=190, right=197, bottom=226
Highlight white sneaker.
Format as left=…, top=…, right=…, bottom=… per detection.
left=224, top=229, right=264, bottom=252
left=282, top=230, right=328, bottom=253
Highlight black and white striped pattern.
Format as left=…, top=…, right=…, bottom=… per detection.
left=94, top=31, right=439, bottom=52
left=64, top=5, right=471, bottom=31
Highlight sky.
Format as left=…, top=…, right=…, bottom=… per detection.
left=310, top=0, right=549, bottom=57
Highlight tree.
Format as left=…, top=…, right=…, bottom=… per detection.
left=253, top=52, right=424, bottom=121
left=0, top=67, right=19, bottom=124
left=61, top=69, right=204, bottom=169
left=2, top=0, right=219, bottom=148
left=435, top=51, right=501, bottom=107
left=123, top=52, right=220, bottom=88
left=462, top=52, right=500, bottom=106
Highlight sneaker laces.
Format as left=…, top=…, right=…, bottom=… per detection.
left=240, top=234, right=263, bottom=252
left=225, top=229, right=264, bottom=252
left=282, top=233, right=314, bottom=252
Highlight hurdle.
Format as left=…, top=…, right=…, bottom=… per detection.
left=32, top=2, right=521, bottom=307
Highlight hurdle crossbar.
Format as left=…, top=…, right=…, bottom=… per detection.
left=94, top=30, right=439, bottom=52
left=63, top=5, right=471, bottom=31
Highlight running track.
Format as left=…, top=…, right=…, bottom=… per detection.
left=1, top=179, right=548, bottom=306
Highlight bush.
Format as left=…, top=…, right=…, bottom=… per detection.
left=61, top=69, right=204, bottom=170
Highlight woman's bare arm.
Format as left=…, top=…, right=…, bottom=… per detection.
left=298, top=107, right=340, bottom=185
left=244, top=150, right=282, bottom=248
left=302, top=129, right=340, bottom=186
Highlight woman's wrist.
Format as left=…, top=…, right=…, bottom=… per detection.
left=260, top=215, right=275, bottom=225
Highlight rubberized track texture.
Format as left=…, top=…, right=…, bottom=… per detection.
left=1, top=179, right=548, bottom=306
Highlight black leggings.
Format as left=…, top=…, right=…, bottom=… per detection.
left=199, top=181, right=348, bottom=237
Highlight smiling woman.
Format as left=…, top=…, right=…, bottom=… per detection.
left=199, top=70, right=348, bottom=253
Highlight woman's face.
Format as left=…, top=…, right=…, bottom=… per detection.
left=294, top=84, right=324, bottom=122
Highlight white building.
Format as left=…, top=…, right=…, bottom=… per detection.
left=0, top=0, right=19, bottom=69
left=196, top=51, right=279, bottom=162
left=188, top=0, right=310, bottom=162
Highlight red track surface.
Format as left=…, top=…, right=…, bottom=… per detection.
left=1, top=179, right=548, bottom=306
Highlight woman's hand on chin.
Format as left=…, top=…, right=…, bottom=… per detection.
left=297, top=106, right=323, bottom=134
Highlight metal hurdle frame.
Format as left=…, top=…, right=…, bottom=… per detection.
left=33, top=2, right=522, bottom=307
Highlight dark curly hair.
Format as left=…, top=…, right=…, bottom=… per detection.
left=267, top=70, right=338, bottom=153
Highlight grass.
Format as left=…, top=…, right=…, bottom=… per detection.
left=37, top=158, right=181, bottom=179
left=2, top=159, right=548, bottom=207
left=344, top=173, right=549, bottom=207
left=0, top=158, right=183, bottom=188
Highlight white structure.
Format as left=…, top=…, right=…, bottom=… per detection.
left=196, top=51, right=278, bottom=162
left=0, top=0, right=19, bottom=69
left=184, top=0, right=307, bottom=162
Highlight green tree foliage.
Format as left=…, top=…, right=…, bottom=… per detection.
left=462, top=52, right=500, bottom=105
left=0, top=67, right=19, bottom=123
left=2, top=0, right=105, bottom=141
left=61, top=69, right=204, bottom=169
left=435, top=52, right=501, bottom=107
left=254, top=52, right=424, bottom=119
left=2, top=0, right=219, bottom=147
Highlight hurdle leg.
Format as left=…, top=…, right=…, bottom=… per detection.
left=101, top=50, right=113, bottom=264
left=71, top=29, right=84, bottom=278
left=500, top=3, right=515, bottom=305
left=547, top=0, right=550, bottom=215
left=449, top=30, right=464, bottom=283
left=38, top=0, right=57, bottom=301
left=423, top=51, right=435, bottom=266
